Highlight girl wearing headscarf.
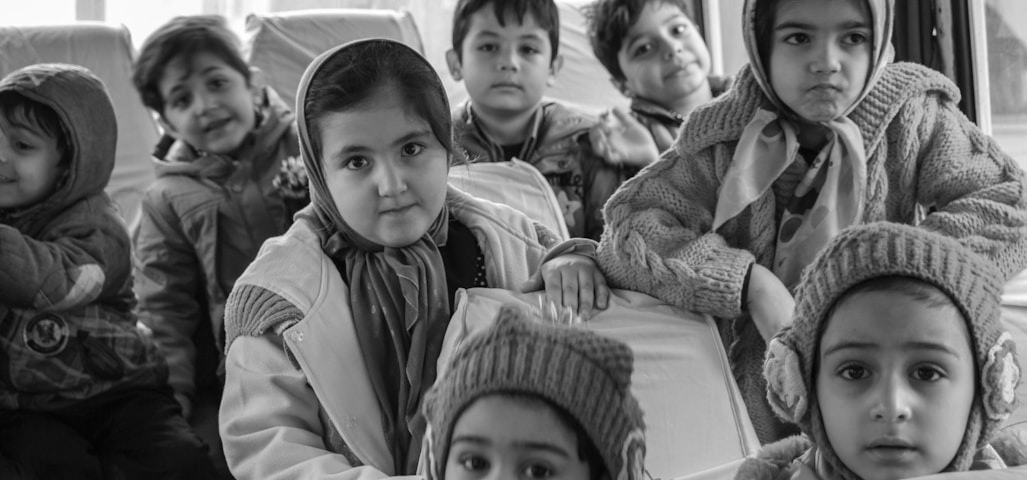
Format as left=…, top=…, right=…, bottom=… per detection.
left=218, top=39, right=609, bottom=480
left=596, top=0, right=1027, bottom=444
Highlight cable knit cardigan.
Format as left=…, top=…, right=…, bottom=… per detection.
left=596, top=61, right=1027, bottom=443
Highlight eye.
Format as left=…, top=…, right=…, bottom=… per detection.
left=631, top=42, right=654, bottom=58
left=783, top=33, right=810, bottom=45
left=170, top=94, right=191, bottom=110
left=519, top=45, right=541, bottom=55
left=459, top=455, right=490, bottom=472
left=11, top=140, right=34, bottom=152
left=843, top=32, right=869, bottom=45
left=838, top=364, right=869, bottom=381
left=524, top=464, right=553, bottom=479
left=401, top=143, right=425, bottom=157
left=478, top=43, right=498, bottom=53
left=912, top=365, right=945, bottom=382
left=344, top=156, right=370, bottom=170
left=209, top=77, right=229, bottom=90
left=671, top=23, right=690, bottom=36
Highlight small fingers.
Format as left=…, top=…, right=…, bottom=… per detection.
left=560, top=267, right=579, bottom=316
left=575, top=267, right=595, bottom=321
left=593, top=269, right=610, bottom=310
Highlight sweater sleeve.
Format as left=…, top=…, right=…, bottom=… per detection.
left=912, top=92, right=1027, bottom=280
left=596, top=146, right=755, bottom=318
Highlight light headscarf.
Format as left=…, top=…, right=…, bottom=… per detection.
left=295, top=38, right=452, bottom=475
left=713, top=0, right=895, bottom=289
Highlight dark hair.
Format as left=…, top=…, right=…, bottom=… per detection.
left=753, top=0, right=783, bottom=72
left=584, top=0, right=695, bottom=82
left=303, top=40, right=453, bottom=163
left=451, top=0, right=561, bottom=62
left=0, top=92, right=69, bottom=162
left=132, top=15, right=250, bottom=115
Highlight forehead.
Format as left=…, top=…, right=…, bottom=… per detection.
left=774, top=0, right=870, bottom=27
left=452, top=395, right=579, bottom=445
left=158, top=52, right=240, bottom=93
left=820, top=289, right=972, bottom=354
left=465, top=6, right=549, bottom=41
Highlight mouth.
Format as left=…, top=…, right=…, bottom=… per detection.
left=380, top=204, right=415, bottom=215
left=865, top=438, right=917, bottom=462
left=664, top=63, right=699, bottom=81
left=202, top=117, right=232, bottom=134
left=491, top=82, right=523, bottom=90
left=0, top=174, right=15, bottom=183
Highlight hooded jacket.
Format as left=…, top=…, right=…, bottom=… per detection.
left=596, top=0, right=1027, bottom=444
left=0, top=64, right=167, bottom=410
left=132, top=85, right=300, bottom=414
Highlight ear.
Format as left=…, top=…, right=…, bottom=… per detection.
left=546, top=54, right=564, bottom=87
left=445, top=49, right=463, bottom=82
left=609, top=76, right=633, bottom=98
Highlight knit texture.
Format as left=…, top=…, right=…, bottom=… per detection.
left=764, top=222, right=1021, bottom=480
left=596, top=61, right=1027, bottom=444
left=422, top=305, right=646, bottom=480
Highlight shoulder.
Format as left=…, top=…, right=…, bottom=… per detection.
left=538, top=100, right=597, bottom=139
left=850, top=62, right=960, bottom=133
left=447, top=188, right=544, bottom=245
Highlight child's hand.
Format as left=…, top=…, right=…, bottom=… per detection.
left=520, top=254, right=610, bottom=322
left=590, top=107, right=660, bottom=168
left=746, top=264, right=795, bottom=341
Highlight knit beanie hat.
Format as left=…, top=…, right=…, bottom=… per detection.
left=423, top=304, right=646, bottom=480
left=764, top=222, right=1020, bottom=480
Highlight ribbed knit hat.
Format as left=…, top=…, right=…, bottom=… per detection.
left=764, top=222, right=1020, bottom=480
left=423, top=304, right=646, bottom=480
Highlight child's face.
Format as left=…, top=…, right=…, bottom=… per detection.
left=0, top=122, right=62, bottom=209
left=445, top=395, right=592, bottom=480
left=768, top=0, right=871, bottom=123
left=448, top=7, right=559, bottom=118
left=316, top=88, right=449, bottom=248
left=615, top=2, right=711, bottom=109
left=158, top=52, right=259, bottom=155
left=816, top=288, right=976, bottom=480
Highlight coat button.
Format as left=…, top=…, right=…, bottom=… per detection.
left=291, top=331, right=304, bottom=342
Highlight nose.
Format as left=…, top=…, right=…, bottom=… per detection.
left=376, top=159, right=407, bottom=197
left=193, top=90, right=218, bottom=116
left=810, top=40, right=842, bottom=74
left=497, top=46, right=520, bottom=72
left=869, top=376, right=913, bottom=423
left=662, top=39, right=684, bottom=62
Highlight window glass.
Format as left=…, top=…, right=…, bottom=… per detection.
left=5, top=0, right=76, bottom=25
left=984, top=0, right=1027, bottom=170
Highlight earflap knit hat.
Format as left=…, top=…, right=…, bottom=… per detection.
left=423, top=304, right=646, bottom=480
left=764, top=222, right=1020, bottom=479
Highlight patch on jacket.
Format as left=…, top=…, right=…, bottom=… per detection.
left=23, top=313, right=70, bottom=356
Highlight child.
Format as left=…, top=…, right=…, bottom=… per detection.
left=585, top=0, right=732, bottom=159
left=129, top=14, right=302, bottom=442
left=736, top=222, right=1022, bottom=479
left=446, top=0, right=630, bottom=241
left=0, top=64, right=217, bottom=478
left=423, top=304, right=647, bottom=480
left=596, top=0, right=1027, bottom=445
left=218, top=38, right=609, bottom=479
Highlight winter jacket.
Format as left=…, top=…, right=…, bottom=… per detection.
left=132, top=86, right=300, bottom=414
left=0, top=64, right=167, bottom=410
left=629, top=74, right=733, bottom=153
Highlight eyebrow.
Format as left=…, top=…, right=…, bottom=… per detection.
left=821, top=340, right=962, bottom=358
left=166, top=65, right=225, bottom=95
left=329, top=129, right=433, bottom=159
left=775, top=20, right=870, bottom=31
left=473, top=29, right=546, bottom=43
left=450, top=435, right=571, bottom=458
